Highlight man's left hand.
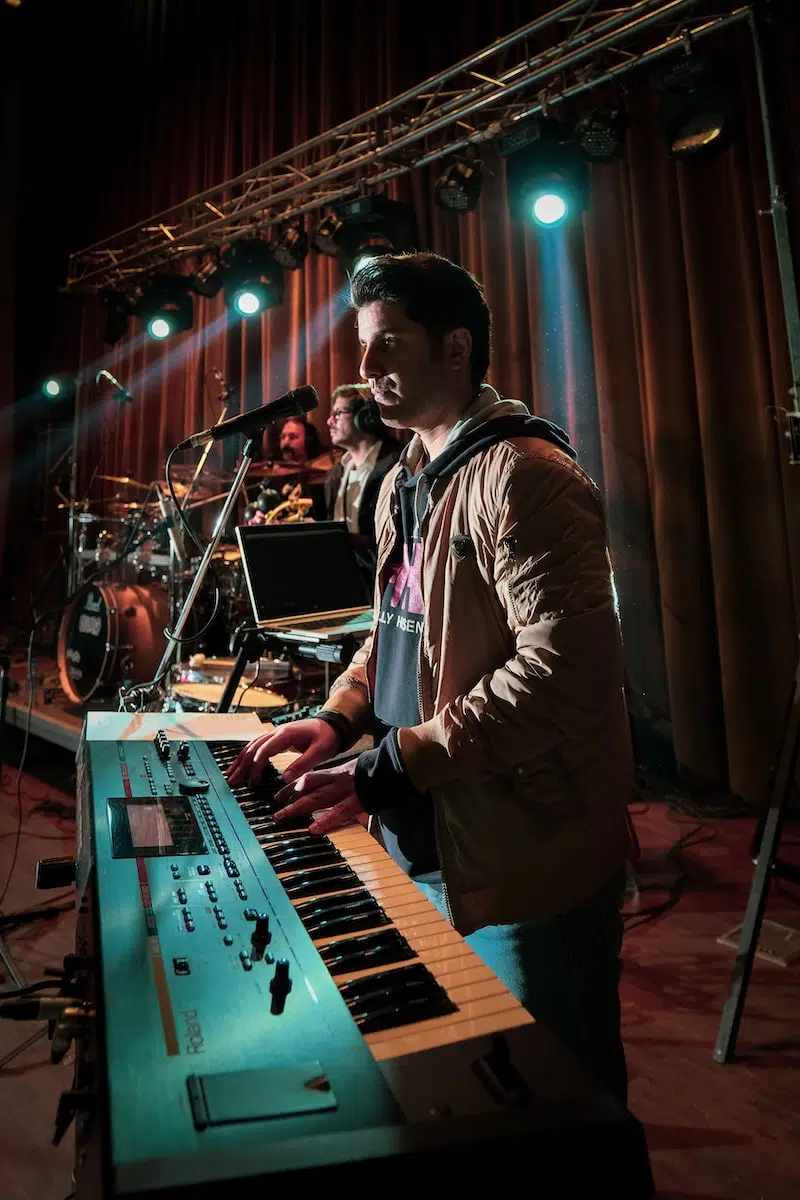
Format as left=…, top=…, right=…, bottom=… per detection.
left=274, top=758, right=364, bottom=835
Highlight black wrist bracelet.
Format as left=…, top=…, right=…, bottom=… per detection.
left=316, top=709, right=354, bottom=747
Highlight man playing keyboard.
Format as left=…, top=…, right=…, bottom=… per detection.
left=228, top=252, right=634, bottom=1106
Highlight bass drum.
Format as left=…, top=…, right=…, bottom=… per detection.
left=57, top=582, right=169, bottom=704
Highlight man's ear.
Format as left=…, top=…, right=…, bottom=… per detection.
left=444, top=327, right=472, bottom=373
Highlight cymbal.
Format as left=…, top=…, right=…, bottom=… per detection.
left=252, top=462, right=328, bottom=484
left=107, top=500, right=157, bottom=516
left=154, top=478, right=214, bottom=502
left=96, top=474, right=150, bottom=489
left=169, top=463, right=232, bottom=488
left=309, top=450, right=339, bottom=472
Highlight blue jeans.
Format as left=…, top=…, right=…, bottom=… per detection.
left=415, top=871, right=628, bottom=1106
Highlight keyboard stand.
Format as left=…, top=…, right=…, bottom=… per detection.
left=215, top=628, right=270, bottom=714
left=214, top=626, right=360, bottom=714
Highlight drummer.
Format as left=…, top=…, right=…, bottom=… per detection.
left=278, top=417, right=321, bottom=466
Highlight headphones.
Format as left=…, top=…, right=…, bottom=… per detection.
left=353, top=397, right=384, bottom=437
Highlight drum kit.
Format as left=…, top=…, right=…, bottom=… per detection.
left=55, top=454, right=335, bottom=715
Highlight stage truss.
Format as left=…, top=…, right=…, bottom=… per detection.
left=64, top=0, right=751, bottom=294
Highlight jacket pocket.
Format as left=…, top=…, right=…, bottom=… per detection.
left=509, top=751, right=585, bottom=836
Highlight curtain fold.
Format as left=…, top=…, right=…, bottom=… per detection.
left=11, top=0, right=800, bottom=806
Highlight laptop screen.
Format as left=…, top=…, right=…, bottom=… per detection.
left=235, top=522, right=370, bottom=622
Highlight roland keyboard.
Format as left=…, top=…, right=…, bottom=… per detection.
left=68, top=712, right=653, bottom=1198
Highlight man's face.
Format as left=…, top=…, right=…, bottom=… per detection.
left=279, top=419, right=308, bottom=463
left=357, top=300, right=453, bottom=430
left=327, top=396, right=357, bottom=449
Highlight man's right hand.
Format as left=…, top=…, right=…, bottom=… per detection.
left=226, top=718, right=341, bottom=788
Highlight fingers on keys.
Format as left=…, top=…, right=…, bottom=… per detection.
left=227, top=735, right=276, bottom=785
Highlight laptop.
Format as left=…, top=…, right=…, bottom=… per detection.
left=235, top=521, right=374, bottom=643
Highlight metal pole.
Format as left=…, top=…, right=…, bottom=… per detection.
left=66, top=379, right=83, bottom=595
left=713, top=3, right=800, bottom=1064
left=748, top=7, right=800, bottom=454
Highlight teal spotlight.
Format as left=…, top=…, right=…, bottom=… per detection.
left=499, top=117, right=588, bottom=231
left=41, top=374, right=77, bottom=402
left=148, top=315, right=172, bottom=340
left=532, top=192, right=568, bottom=227
left=221, top=240, right=284, bottom=318
left=134, top=275, right=194, bottom=340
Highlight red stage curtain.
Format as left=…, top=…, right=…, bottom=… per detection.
left=10, top=0, right=800, bottom=806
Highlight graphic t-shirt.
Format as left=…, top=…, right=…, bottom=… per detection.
left=372, top=475, right=438, bottom=876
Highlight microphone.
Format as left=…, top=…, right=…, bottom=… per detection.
left=177, top=384, right=318, bottom=450
left=96, top=368, right=132, bottom=403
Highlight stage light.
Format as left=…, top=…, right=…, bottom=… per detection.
left=221, top=239, right=284, bottom=317
left=574, top=107, right=627, bottom=164
left=40, top=374, right=77, bottom=407
left=653, top=52, right=738, bottom=163
left=312, top=212, right=344, bottom=256
left=192, top=252, right=225, bottom=298
left=532, top=193, right=568, bottom=227
left=434, top=159, right=483, bottom=213
left=134, top=275, right=194, bottom=340
left=313, top=195, right=416, bottom=272
left=500, top=118, right=588, bottom=230
left=272, top=221, right=309, bottom=270
left=232, top=288, right=263, bottom=316
left=148, top=316, right=171, bottom=339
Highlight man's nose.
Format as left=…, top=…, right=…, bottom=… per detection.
left=359, top=345, right=380, bottom=380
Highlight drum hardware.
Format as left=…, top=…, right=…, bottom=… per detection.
left=95, top=474, right=150, bottom=490
left=57, top=581, right=170, bottom=705
left=118, top=433, right=263, bottom=713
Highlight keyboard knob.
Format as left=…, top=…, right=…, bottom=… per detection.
left=250, top=913, right=271, bottom=961
left=269, top=959, right=292, bottom=1015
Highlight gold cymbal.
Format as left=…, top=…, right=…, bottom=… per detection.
left=309, top=450, right=339, bottom=472
left=96, top=474, right=150, bottom=489
left=169, top=463, right=232, bottom=489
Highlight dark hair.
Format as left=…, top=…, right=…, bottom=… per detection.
left=280, top=416, right=321, bottom=458
left=331, top=383, right=371, bottom=409
left=350, top=252, right=492, bottom=390
left=331, top=383, right=386, bottom=438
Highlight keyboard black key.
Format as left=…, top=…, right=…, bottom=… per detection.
left=267, top=844, right=342, bottom=871
left=320, top=929, right=416, bottom=976
left=282, top=866, right=360, bottom=898
left=349, top=990, right=457, bottom=1035
left=338, top=962, right=433, bottom=1006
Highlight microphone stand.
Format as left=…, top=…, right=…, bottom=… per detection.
left=139, top=436, right=259, bottom=708
left=182, top=384, right=236, bottom=511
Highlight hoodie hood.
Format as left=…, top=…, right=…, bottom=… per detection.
left=399, top=383, right=575, bottom=485
left=393, top=384, right=575, bottom=539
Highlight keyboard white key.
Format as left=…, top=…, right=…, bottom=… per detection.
left=256, top=748, right=535, bottom=1062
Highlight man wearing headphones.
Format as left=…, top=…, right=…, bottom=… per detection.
left=279, top=417, right=322, bottom=466
left=324, top=385, right=400, bottom=575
